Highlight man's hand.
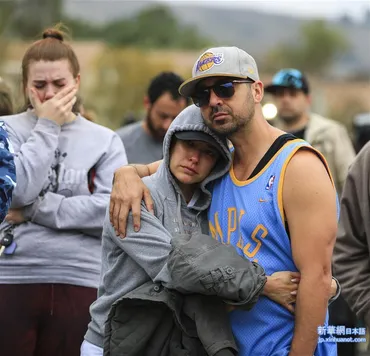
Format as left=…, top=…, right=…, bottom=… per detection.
left=263, top=271, right=300, bottom=314
left=5, top=208, right=27, bottom=224
left=109, top=165, right=154, bottom=238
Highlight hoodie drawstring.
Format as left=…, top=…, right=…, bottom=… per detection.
left=176, top=193, right=186, bottom=235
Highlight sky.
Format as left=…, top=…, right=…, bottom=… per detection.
left=154, top=0, right=370, bottom=21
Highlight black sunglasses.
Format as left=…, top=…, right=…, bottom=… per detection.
left=191, top=79, right=255, bottom=107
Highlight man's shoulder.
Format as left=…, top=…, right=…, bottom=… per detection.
left=116, top=121, right=143, bottom=139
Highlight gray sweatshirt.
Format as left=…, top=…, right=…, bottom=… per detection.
left=116, top=121, right=163, bottom=164
left=0, top=111, right=127, bottom=288
left=85, top=105, right=232, bottom=347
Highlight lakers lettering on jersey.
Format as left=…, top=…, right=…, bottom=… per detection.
left=208, top=139, right=337, bottom=356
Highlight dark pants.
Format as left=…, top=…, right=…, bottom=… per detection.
left=329, top=295, right=359, bottom=356
left=0, top=284, right=97, bottom=356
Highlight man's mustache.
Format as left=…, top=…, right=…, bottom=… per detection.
left=211, top=105, right=230, bottom=116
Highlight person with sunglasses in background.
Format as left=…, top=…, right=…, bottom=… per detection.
left=109, top=46, right=340, bottom=356
left=265, top=69, right=355, bottom=197
left=265, top=69, right=357, bottom=356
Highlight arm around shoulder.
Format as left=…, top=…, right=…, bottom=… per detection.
left=109, top=159, right=161, bottom=237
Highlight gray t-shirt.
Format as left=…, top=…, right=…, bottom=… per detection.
left=116, top=121, right=163, bottom=164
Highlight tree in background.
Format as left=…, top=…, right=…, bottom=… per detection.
left=1, top=3, right=211, bottom=50
left=86, top=48, right=191, bottom=129
left=0, top=1, right=14, bottom=34
left=0, top=1, right=16, bottom=70
left=8, top=0, right=63, bottom=39
left=61, top=17, right=102, bottom=40
left=263, top=20, right=349, bottom=75
left=68, top=5, right=211, bottom=50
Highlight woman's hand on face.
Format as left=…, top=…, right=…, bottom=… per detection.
left=109, top=166, right=154, bottom=238
left=263, top=271, right=301, bottom=314
left=30, top=85, right=77, bottom=125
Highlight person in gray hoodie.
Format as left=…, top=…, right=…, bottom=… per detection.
left=82, top=105, right=301, bottom=356
left=0, top=26, right=127, bottom=356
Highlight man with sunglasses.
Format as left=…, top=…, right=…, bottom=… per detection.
left=109, top=46, right=338, bottom=356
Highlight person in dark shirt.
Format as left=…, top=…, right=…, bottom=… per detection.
left=116, top=72, right=189, bottom=164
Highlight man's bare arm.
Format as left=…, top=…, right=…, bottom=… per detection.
left=110, top=160, right=162, bottom=237
left=124, top=160, right=162, bottom=178
left=284, top=150, right=337, bottom=356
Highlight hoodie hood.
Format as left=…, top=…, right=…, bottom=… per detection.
left=153, top=104, right=231, bottom=212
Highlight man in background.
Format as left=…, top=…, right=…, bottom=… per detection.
left=266, top=68, right=357, bottom=356
left=116, top=72, right=189, bottom=164
left=265, top=68, right=355, bottom=196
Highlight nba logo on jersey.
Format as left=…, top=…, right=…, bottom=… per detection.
left=265, top=175, right=275, bottom=190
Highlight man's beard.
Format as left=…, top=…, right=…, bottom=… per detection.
left=279, top=113, right=301, bottom=125
left=146, top=109, right=166, bottom=142
left=277, top=111, right=302, bottom=125
left=205, top=92, right=255, bottom=137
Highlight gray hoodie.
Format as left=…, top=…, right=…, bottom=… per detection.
left=85, top=105, right=232, bottom=348
left=0, top=111, right=127, bottom=288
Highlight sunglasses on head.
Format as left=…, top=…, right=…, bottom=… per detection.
left=191, top=79, right=255, bottom=107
